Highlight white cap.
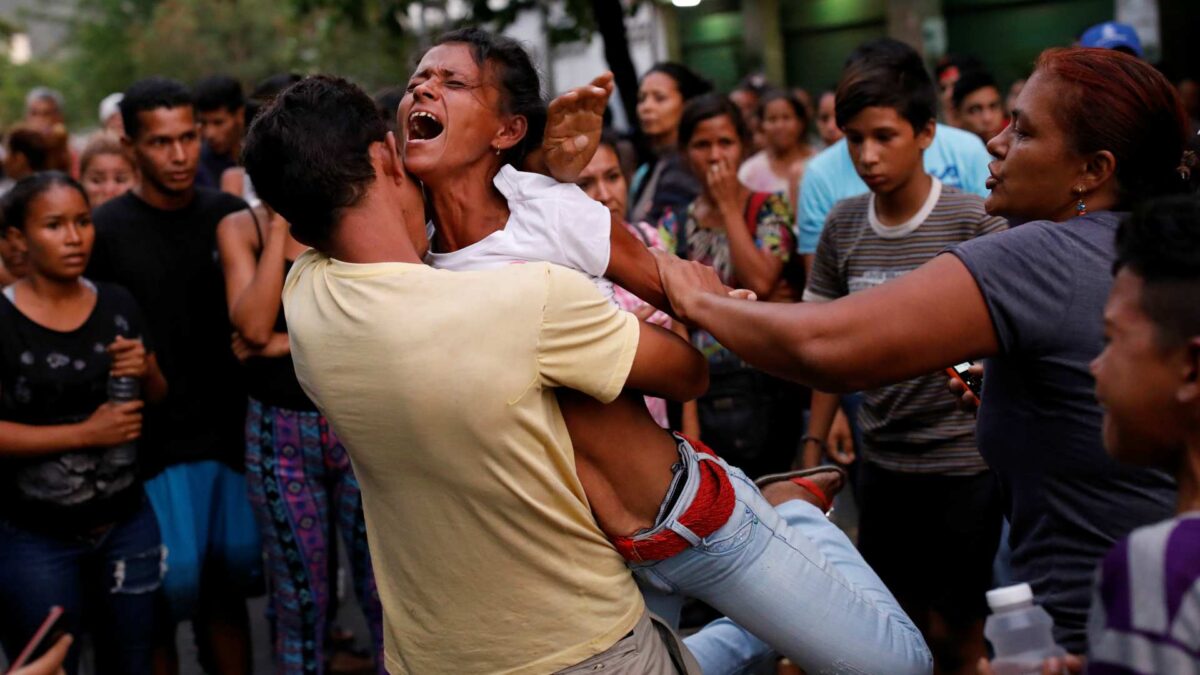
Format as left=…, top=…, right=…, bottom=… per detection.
left=987, top=583, right=1034, bottom=611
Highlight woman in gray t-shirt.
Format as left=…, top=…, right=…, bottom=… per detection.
left=655, top=47, right=1189, bottom=654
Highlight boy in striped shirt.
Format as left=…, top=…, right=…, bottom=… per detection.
left=800, top=41, right=1007, bottom=672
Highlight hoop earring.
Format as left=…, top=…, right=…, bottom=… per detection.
left=1075, top=187, right=1088, bottom=217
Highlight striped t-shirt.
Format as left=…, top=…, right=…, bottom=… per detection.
left=803, top=179, right=1007, bottom=475
left=1088, top=513, right=1200, bottom=674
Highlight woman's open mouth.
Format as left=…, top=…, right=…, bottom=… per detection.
left=408, top=111, right=445, bottom=142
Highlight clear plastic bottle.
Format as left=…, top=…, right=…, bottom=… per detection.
left=985, top=583, right=1067, bottom=674
left=105, top=374, right=140, bottom=466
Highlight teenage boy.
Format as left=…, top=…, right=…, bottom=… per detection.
left=802, top=43, right=1007, bottom=674
left=797, top=40, right=993, bottom=275
left=87, top=77, right=260, bottom=675
left=952, top=70, right=1007, bottom=144
left=193, top=75, right=246, bottom=190
left=1084, top=197, right=1200, bottom=673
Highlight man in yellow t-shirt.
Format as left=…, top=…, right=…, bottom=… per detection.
left=243, top=76, right=708, bottom=674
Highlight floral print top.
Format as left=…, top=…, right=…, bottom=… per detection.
left=658, top=192, right=795, bottom=370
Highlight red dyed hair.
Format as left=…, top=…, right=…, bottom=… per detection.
left=1035, top=47, right=1189, bottom=205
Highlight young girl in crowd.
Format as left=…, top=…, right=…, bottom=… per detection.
left=78, top=133, right=138, bottom=210
left=659, top=93, right=808, bottom=479
left=737, top=91, right=816, bottom=213
left=0, top=172, right=167, bottom=675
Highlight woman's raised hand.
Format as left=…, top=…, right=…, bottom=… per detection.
left=706, top=159, right=743, bottom=217
left=543, top=72, right=614, bottom=182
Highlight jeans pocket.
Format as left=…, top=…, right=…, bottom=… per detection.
left=695, top=503, right=757, bottom=556
left=109, top=545, right=166, bottom=595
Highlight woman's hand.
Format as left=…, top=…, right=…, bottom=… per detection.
left=81, top=400, right=144, bottom=447
left=543, top=72, right=614, bottom=182
left=11, top=634, right=72, bottom=675
left=108, top=337, right=148, bottom=379
left=652, top=250, right=753, bottom=323
left=706, top=159, right=743, bottom=218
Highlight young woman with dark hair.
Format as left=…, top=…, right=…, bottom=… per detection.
left=658, top=93, right=807, bottom=481
left=628, top=62, right=714, bottom=225
left=655, top=46, right=1191, bottom=657
left=399, top=29, right=929, bottom=674
left=738, top=91, right=815, bottom=212
left=0, top=172, right=167, bottom=674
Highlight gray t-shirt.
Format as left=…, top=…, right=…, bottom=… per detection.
left=949, top=211, right=1176, bottom=653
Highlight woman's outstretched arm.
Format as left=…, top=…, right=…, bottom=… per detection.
left=656, top=251, right=1000, bottom=392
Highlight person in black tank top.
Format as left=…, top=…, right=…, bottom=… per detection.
left=216, top=203, right=383, bottom=674
left=0, top=172, right=168, bottom=674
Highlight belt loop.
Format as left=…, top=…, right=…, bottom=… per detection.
left=665, top=520, right=703, bottom=547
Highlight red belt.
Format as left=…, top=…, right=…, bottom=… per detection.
left=611, top=435, right=736, bottom=563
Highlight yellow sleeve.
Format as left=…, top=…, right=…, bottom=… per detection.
left=536, top=265, right=640, bottom=403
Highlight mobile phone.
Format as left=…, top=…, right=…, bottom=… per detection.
left=8, top=606, right=66, bottom=672
left=946, top=361, right=982, bottom=397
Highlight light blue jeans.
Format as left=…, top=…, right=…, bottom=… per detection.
left=628, top=443, right=932, bottom=675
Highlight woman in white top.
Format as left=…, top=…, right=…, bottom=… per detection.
left=737, top=91, right=815, bottom=213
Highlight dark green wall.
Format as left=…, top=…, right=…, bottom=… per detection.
left=944, top=0, right=1112, bottom=87
left=779, top=0, right=886, bottom=94
left=676, top=0, right=745, bottom=92
left=676, top=0, right=1199, bottom=98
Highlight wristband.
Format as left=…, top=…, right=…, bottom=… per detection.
left=801, top=435, right=828, bottom=451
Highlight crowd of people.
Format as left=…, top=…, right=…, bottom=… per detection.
left=0, top=16, right=1198, bottom=675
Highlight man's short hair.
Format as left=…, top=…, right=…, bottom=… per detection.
left=194, top=75, right=245, bottom=113
left=120, top=77, right=194, bottom=139
left=1115, top=195, right=1200, bottom=348
left=952, top=70, right=999, bottom=110
left=25, top=87, right=64, bottom=112
left=836, top=39, right=937, bottom=131
left=242, top=75, right=386, bottom=248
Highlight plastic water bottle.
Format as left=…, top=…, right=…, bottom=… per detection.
left=105, top=374, right=140, bottom=465
left=985, top=583, right=1067, bottom=674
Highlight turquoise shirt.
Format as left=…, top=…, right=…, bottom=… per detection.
left=796, top=124, right=992, bottom=253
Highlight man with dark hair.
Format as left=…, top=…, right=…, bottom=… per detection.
left=89, top=76, right=260, bottom=675
left=193, top=75, right=246, bottom=189
left=800, top=44, right=1007, bottom=673
left=246, top=73, right=704, bottom=674
left=952, top=70, right=1007, bottom=143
